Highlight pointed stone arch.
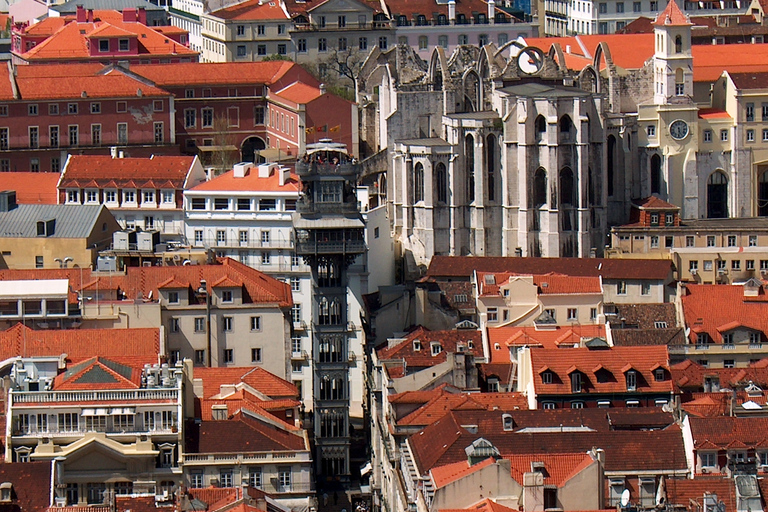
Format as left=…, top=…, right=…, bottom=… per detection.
left=462, top=69, right=481, bottom=113
left=428, top=46, right=448, bottom=92
left=578, top=65, right=599, bottom=93
left=547, top=43, right=568, bottom=73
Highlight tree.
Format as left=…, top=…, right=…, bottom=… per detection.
left=203, top=114, right=239, bottom=175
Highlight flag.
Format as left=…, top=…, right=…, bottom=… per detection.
left=317, top=125, right=327, bottom=133
left=329, top=124, right=341, bottom=133
left=305, top=126, right=315, bottom=134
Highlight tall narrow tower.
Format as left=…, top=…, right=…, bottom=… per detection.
left=293, top=141, right=365, bottom=480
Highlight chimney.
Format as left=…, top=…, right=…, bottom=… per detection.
left=87, top=8, right=93, bottom=22
left=110, top=146, right=118, bottom=158
left=258, top=163, right=276, bottom=178
left=279, top=167, right=290, bottom=186
left=487, top=0, right=495, bottom=23
left=319, top=83, right=326, bottom=95
left=123, top=8, right=136, bottom=22
left=566, top=44, right=571, bottom=53
left=233, top=162, right=250, bottom=178
left=138, top=7, right=147, bottom=24
left=448, top=0, right=456, bottom=22
left=118, top=151, right=125, bottom=158
left=76, top=4, right=86, bottom=22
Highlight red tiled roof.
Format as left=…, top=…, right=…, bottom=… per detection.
left=664, top=477, right=738, bottom=512
left=0, top=461, right=52, bottom=512
left=273, top=81, right=323, bottom=104
left=191, top=411, right=307, bottom=453
left=681, top=284, right=768, bottom=344
left=53, top=356, right=143, bottom=390
left=523, top=34, right=655, bottom=71
left=652, top=0, right=691, bottom=26
left=505, top=452, right=596, bottom=487
left=0, top=172, right=60, bottom=204
left=130, top=60, right=296, bottom=87
left=210, top=0, right=289, bottom=21
left=189, top=165, right=299, bottom=193
left=430, top=457, right=496, bottom=488
left=427, top=256, right=672, bottom=281
left=198, top=388, right=300, bottom=422
left=633, top=195, right=680, bottom=209
left=438, top=498, right=519, bottom=512
left=194, top=366, right=298, bottom=399
left=384, top=0, right=512, bottom=20
left=689, top=416, right=768, bottom=449
left=60, top=155, right=199, bottom=190
left=0, top=323, right=160, bottom=364
left=377, top=326, right=481, bottom=369
left=397, top=390, right=528, bottom=427
left=389, top=383, right=462, bottom=405
left=9, top=71, right=171, bottom=101
left=529, top=346, right=673, bottom=395
left=487, top=325, right=606, bottom=363
left=476, top=271, right=602, bottom=296
left=698, top=108, right=731, bottom=119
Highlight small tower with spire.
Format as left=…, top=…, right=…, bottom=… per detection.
left=652, top=0, right=693, bottom=104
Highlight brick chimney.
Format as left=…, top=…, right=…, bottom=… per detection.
left=76, top=5, right=86, bottom=22
left=138, top=7, right=147, bottom=25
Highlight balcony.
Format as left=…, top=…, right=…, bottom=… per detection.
left=295, top=239, right=365, bottom=255
left=11, top=388, right=179, bottom=404
left=296, top=161, right=361, bottom=177
left=183, top=451, right=310, bottom=464
left=12, top=424, right=177, bottom=438
left=193, top=237, right=295, bottom=251
left=291, top=350, right=309, bottom=360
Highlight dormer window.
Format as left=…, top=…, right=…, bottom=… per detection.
left=655, top=369, right=666, bottom=381
left=431, top=342, right=442, bottom=356
left=168, top=291, right=179, bottom=304
left=0, top=482, right=12, bottom=500
left=457, top=343, right=466, bottom=353
left=221, top=290, right=233, bottom=303
left=650, top=213, right=659, bottom=226
left=99, top=39, right=109, bottom=52
left=626, top=370, right=637, bottom=391
left=413, top=339, right=421, bottom=351
left=571, top=372, right=582, bottom=393
left=502, top=413, right=514, bottom=431
left=665, top=213, right=674, bottom=225
left=542, top=370, right=554, bottom=384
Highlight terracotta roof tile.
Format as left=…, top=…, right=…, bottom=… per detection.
left=0, top=461, right=52, bottom=511
left=664, top=477, right=738, bottom=512
left=437, top=498, right=520, bottom=512
left=0, top=172, right=60, bottom=204
left=397, top=390, right=528, bottom=427
left=476, top=272, right=602, bottom=296
left=188, top=166, right=299, bottom=193
left=488, top=325, right=606, bottom=362
left=53, top=356, right=143, bottom=390
left=188, top=411, right=307, bottom=453
left=505, top=452, right=596, bottom=487
left=633, top=196, right=680, bottom=209
left=652, top=0, right=691, bottom=26
left=377, top=326, right=481, bottom=369
left=10, top=72, right=170, bottom=101
left=698, top=108, right=731, bottom=119
left=427, top=256, right=672, bottom=281
left=194, top=366, right=298, bottom=399
left=130, top=60, right=296, bottom=87
left=689, top=416, right=768, bottom=449
left=273, top=81, right=322, bottom=104
left=681, top=284, right=768, bottom=344
left=210, top=0, right=289, bottom=21
left=529, top=346, right=673, bottom=395
left=61, top=155, right=199, bottom=189
left=430, top=457, right=496, bottom=488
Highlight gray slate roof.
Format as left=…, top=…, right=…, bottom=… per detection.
left=50, top=0, right=166, bottom=13
left=0, top=204, right=106, bottom=239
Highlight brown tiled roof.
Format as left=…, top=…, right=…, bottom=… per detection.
left=608, top=303, right=678, bottom=329
left=611, top=329, right=686, bottom=347
left=0, top=323, right=159, bottom=365
left=60, top=155, right=199, bottom=189
left=130, top=60, right=296, bottom=87
left=384, top=0, right=513, bottom=20
left=728, top=72, right=768, bottom=90
left=397, top=391, right=528, bottom=427
left=377, top=326, right=481, bottom=368
left=427, top=256, right=672, bottom=281
left=194, top=366, right=298, bottom=399
left=0, top=461, right=52, bottom=512
left=529, top=346, right=673, bottom=395
left=476, top=272, right=602, bottom=296
left=689, top=416, right=768, bottom=449
left=198, top=388, right=300, bottom=422
left=0, top=173, right=60, bottom=204
left=408, top=409, right=687, bottom=474
left=487, top=325, right=607, bottom=362
left=190, top=411, right=307, bottom=453
left=681, top=284, right=768, bottom=344
left=632, top=196, right=679, bottom=210
left=389, top=383, right=462, bottom=405
left=664, top=477, right=738, bottom=512
left=672, top=359, right=768, bottom=392
left=478, top=362, right=516, bottom=386
left=505, top=452, right=596, bottom=487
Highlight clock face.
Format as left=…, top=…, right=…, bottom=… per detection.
left=517, top=47, right=544, bottom=75
left=670, top=119, right=689, bottom=140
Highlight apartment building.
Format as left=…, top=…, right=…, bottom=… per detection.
left=59, top=154, right=207, bottom=236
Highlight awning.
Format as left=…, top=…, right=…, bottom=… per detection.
left=257, top=148, right=294, bottom=161
left=197, top=145, right=238, bottom=152
left=110, top=407, right=136, bottom=415
left=81, top=408, right=110, bottom=416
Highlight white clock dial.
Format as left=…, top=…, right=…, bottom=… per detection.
left=670, top=120, right=689, bottom=140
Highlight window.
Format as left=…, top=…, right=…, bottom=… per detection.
left=686, top=235, right=695, bottom=247
left=221, top=316, right=233, bottom=332
left=277, top=468, right=291, bottom=491
left=220, top=470, right=233, bottom=488
left=86, top=190, right=98, bottom=203
left=626, top=370, right=637, bottom=391
left=28, top=127, right=38, bottom=148
left=297, top=38, right=306, bottom=52
left=117, top=123, right=128, bottom=144
left=259, top=199, right=276, bottom=210
left=617, top=281, right=627, bottom=295
left=194, top=317, right=205, bottom=332
left=571, top=372, right=582, bottom=392
left=291, top=304, right=301, bottom=323
left=721, top=129, right=728, bottom=141
left=599, top=2, right=607, bottom=11
left=378, top=36, right=388, bottom=49
left=650, top=213, right=659, bottom=225
left=257, top=44, right=266, bottom=55
left=48, top=125, right=59, bottom=148
left=732, top=260, right=741, bottom=270
left=703, top=129, right=712, bottom=142
left=68, top=125, right=78, bottom=146
left=91, top=124, right=101, bottom=145
left=124, top=190, right=136, bottom=203
left=634, top=1, right=641, bottom=10
left=191, top=473, right=204, bottom=488
left=701, top=452, right=716, bottom=468
left=290, top=277, right=301, bottom=292
left=257, top=24, right=264, bottom=35
left=642, top=282, right=651, bottom=295
left=169, top=317, right=179, bottom=333
left=749, top=235, right=758, bottom=247
left=28, top=104, right=38, bottom=116
left=214, top=198, right=229, bottom=210
left=154, top=122, right=164, bottom=143
left=185, top=109, right=196, bottom=128
left=707, top=235, right=716, bottom=247
left=616, top=1, right=624, bottom=11
left=250, top=316, right=261, bottom=331
left=237, top=45, right=246, bottom=57
left=337, top=38, right=346, bottom=51
left=261, top=252, right=270, bottom=264
left=690, top=260, right=699, bottom=272
left=237, top=24, right=245, bottom=35
left=747, top=102, right=755, bottom=121
left=223, top=349, right=234, bottom=363
left=748, top=129, right=756, bottom=142
left=724, top=359, right=735, bottom=368
left=51, top=157, right=60, bottom=173
left=359, top=37, right=367, bottom=50
left=222, top=290, right=233, bottom=303
left=651, top=236, right=659, bottom=248
left=318, top=38, right=327, bottom=52
left=487, top=307, right=498, bottom=322
left=567, top=308, right=577, bottom=321
left=647, top=125, right=656, bottom=137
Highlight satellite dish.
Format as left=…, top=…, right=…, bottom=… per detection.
left=621, top=489, right=631, bottom=508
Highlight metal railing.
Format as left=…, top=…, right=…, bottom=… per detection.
left=12, top=388, right=179, bottom=403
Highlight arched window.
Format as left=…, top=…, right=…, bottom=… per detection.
left=435, top=162, right=448, bottom=203
left=559, top=115, right=573, bottom=141
left=486, top=134, right=496, bottom=201
left=651, top=154, right=662, bottom=195
left=414, top=162, right=424, bottom=202
left=535, top=115, right=546, bottom=141
left=759, top=170, right=768, bottom=217
left=707, top=171, right=728, bottom=219
left=675, top=34, right=682, bottom=53
left=533, top=168, right=547, bottom=207
left=465, top=134, right=475, bottom=202
left=559, top=167, right=575, bottom=206
left=463, top=71, right=480, bottom=113
left=607, top=135, right=616, bottom=197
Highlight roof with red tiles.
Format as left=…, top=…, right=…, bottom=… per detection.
left=664, top=477, right=738, bottom=512
left=397, top=391, right=529, bottom=427
left=689, top=416, right=768, bottom=449
left=53, top=356, right=142, bottom=390
left=198, top=388, right=300, bottom=421
left=426, top=256, right=672, bottom=281
left=209, top=0, right=289, bottom=20
left=430, top=457, right=497, bottom=488
left=652, top=0, right=691, bottom=26
left=0, top=323, right=160, bottom=364
left=283, top=0, right=383, bottom=17
left=437, top=498, right=519, bottom=512
left=407, top=409, right=686, bottom=474
left=188, top=410, right=307, bottom=454
left=0, top=258, right=292, bottom=308
left=476, top=271, right=602, bottom=297
left=60, top=155, right=200, bottom=190
left=389, top=383, right=462, bottom=405
left=505, top=452, right=596, bottom=487
left=0, top=461, right=52, bottom=512
left=130, top=60, right=296, bottom=87
left=273, top=81, right=323, bottom=105
left=523, top=34, right=655, bottom=71
left=681, top=284, right=768, bottom=344
left=377, top=326, right=481, bottom=368
left=698, top=108, right=731, bottom=119
left=112, top=496, right=158, bottom=512
left=487, top=325, right=607, bottom=363
left=529, top=346, right=673, bottom=395
left=8, top=69, right=171, bottom=101
left=194, top=366, right=298, bottom=399
left=21, top=16, right=72, bottom=37
left=633, top=196, right=680, bottom=209
left=188, top=488, right=238, bottom=508
left=14, top=63, right=104, bottom=78
left=672, top=359, right=768, bottom=391
left=19, top=15, right=196, bottom=62
left=188, top=165, right=299, bottom=193
left=0, top=172, right=60, bottom=204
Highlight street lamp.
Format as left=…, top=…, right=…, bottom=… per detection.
left=198, top=280, right=212, bottom=367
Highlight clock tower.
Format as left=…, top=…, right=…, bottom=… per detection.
left=652, top=0, right=693, bottom=105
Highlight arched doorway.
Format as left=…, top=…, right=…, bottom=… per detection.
left=241, top=136, right=266, bottom=164
left=651, top=154, right=662, bottom=195
left=707, top=171, right=728, bottom=218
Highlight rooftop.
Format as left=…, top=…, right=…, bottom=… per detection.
left=0, top=173, right=59, bottom=204
left=681, top=283, right=768, bottom=344
left=60, top=155, right=200, bottom=190
left=487, top=325, right=607, bottom=363
left=209, top=0, right=289, bottom=21
left=194, top=366, right=299, bottom=400
left=188, top=165, right=299, bottom=194
left=0, top=204, right=109, bottom=239
left=377, top=326, right=481, bottom=370
left=188, top=410, right=307, bottom=454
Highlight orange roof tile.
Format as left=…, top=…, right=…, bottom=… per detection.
left=130, top=60, right=296, bottom=87
left=0, top=172, right=60, bottom=204
left=53, top=356, right=143, bottom=390
left=524, top=34, right=655, bottom=71
left=633, top=195, right=680, bottom=209
left=437, top=499, right=521, bottom=512
left=505, top=452, right=596, bottom=487
left=397, top=390, right=528, bottom=427
left=377, top=326, right=481, bottom=369
left=487, top=325, right=607, bottom=363
left=62, top=155, right=199, bottom=188
left=681, top=284, right=768, bottom=344
left=652, top=0, right=691, bottom=26
left=188, top=165, right=299, bottom=193
left=476, top=271, right=602, bottom=297
left=430, top=457, right=496, bottom=488
left=194, top=366, right=298, bottom=399
left=698, top=108, right=731, bottom=119
left=210, top=0, right=290, bottom=21
left=689, top=416, right=768, bottom=449
left=273, top=81, right=322, bottom=104
left=10, top=72, right=170, bottom=101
